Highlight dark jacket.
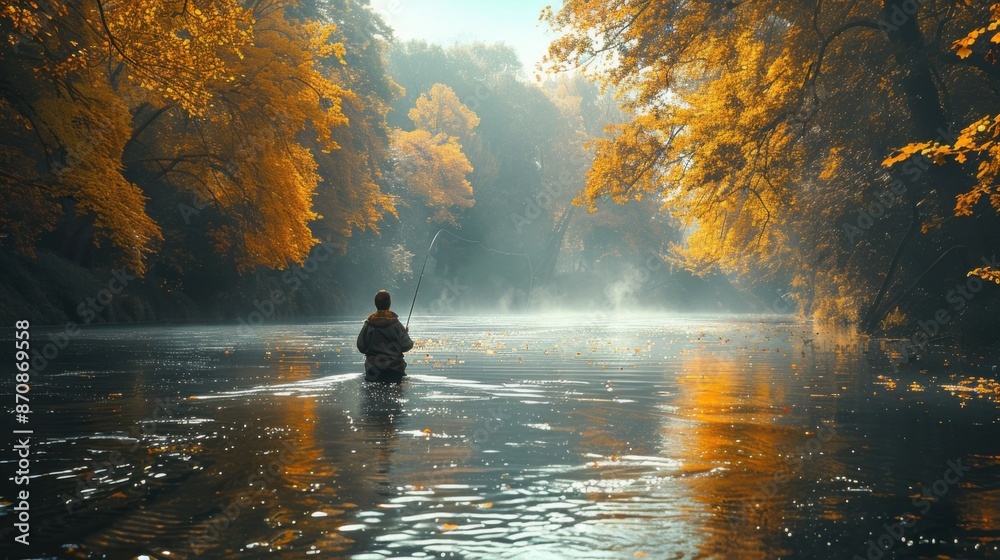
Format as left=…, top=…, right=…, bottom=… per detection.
left=356, top=310, right=414, bottom=381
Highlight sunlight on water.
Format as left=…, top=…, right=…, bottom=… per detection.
left=3, top=315, right=998, bottom=559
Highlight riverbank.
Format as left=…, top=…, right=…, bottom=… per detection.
left=0, top=250, right=354, bottom=327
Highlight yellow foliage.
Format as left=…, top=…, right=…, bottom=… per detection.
left=0, top=0, right=388, bottom=273
left=557, top=7, right=807, bottom=275
left=885, top=7, right=1000, bottom=285
left=120, top=2, right=353, bottom=271
left=969, top=267, right=1000, bottom=285
left=409, top=83, right=480, bottom=139
left=34, top=81, right=163, bottom=274
left=391, top=129, right=474, bottom=225
left=952, top=4, right=1000, bottom=59
left=97, top=0, right=254, bottom=116
left=544, top=0, right=1000, bottom=325
left=391, top=83, right=480, bottom=224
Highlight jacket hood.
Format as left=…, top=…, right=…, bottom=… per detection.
left=367, top=310, right=400, bottom=328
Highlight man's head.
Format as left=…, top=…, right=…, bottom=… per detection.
left=374, top=290, right=391, bottom=311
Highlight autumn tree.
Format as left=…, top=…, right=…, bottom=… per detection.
left=0, top=0, right=397, bottom=278
left=386, top=43, right=619, bottom=294
left=390, top=84, right=477, bottom=225
left=0, top=0, right=181, bottom=274
left=409, top=82, right=480, bottom=140
left=886, top=3, right=1000, bottom=288
left=545, top=0, right=1000, bottom=329
left=295, top=0, right=400, bottom=251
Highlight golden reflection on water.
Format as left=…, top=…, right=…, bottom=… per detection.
left=956, top=455, right=1000, bottom=543
left=673, top=353, right=793, bottom=559
left=671, top=337, right=851, bottom=559
left=268, top=339, right=367, bottom=555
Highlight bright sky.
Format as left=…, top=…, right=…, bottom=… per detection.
left=369, top=0, right=555, bottom=72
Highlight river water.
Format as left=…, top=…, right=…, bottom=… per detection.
left=1, top=315, right=998, bottom=559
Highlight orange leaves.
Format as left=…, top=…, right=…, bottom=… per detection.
left=0, top=0, right=384, bottom=274
left=955, top=186, right=990, bottom=218
left=546, top=0, right=812, bottom=279
left=952, top=4, right=1000, bottom=59
left=391, top=129, right=474, bottom=225
left=582, top=113, right=672, bottom=210
left=886, top=113, right=1000, bottom=229
left=882, top=4, right=1000, bottom=285
left=391, top=84, right=479, bottom=225
left=1, top=0, right=69, bottom=46
left=408, top=84, right=480, bottom=139
left=33, top=81, right=163, bottom=275
left=0, top=0, right=427, bottom=293
left=303, top=21, right=345, bottom=63
left=968, top=267, right=1000, bottom=285
left=100, top=0, right=254, bottom=115
left=122, top=2, right=363, bottom=271
left=955, top=35, right=977, bottom=59
left=882, top=144, right=927, bottom=167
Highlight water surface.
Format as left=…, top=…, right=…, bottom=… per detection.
left=2, top=315, right=998, bottom=559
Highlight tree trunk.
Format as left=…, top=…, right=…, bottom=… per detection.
left=533, top=205, right=576, bottom=285
left=861, top=0, right=991, bottom=333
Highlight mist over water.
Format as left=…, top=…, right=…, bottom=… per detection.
left=3, top=315, right=998, bottom=559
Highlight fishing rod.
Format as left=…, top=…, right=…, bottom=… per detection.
left=405, top=228, right=533, bottom=329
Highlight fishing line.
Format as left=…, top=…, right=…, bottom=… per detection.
left=406, top=228, right=533, bottom=329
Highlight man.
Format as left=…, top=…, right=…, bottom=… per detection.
left=357, top=290, right=414, bottom=382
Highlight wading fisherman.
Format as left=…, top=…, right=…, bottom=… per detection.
left=357, top=290, right=414, bottom=382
